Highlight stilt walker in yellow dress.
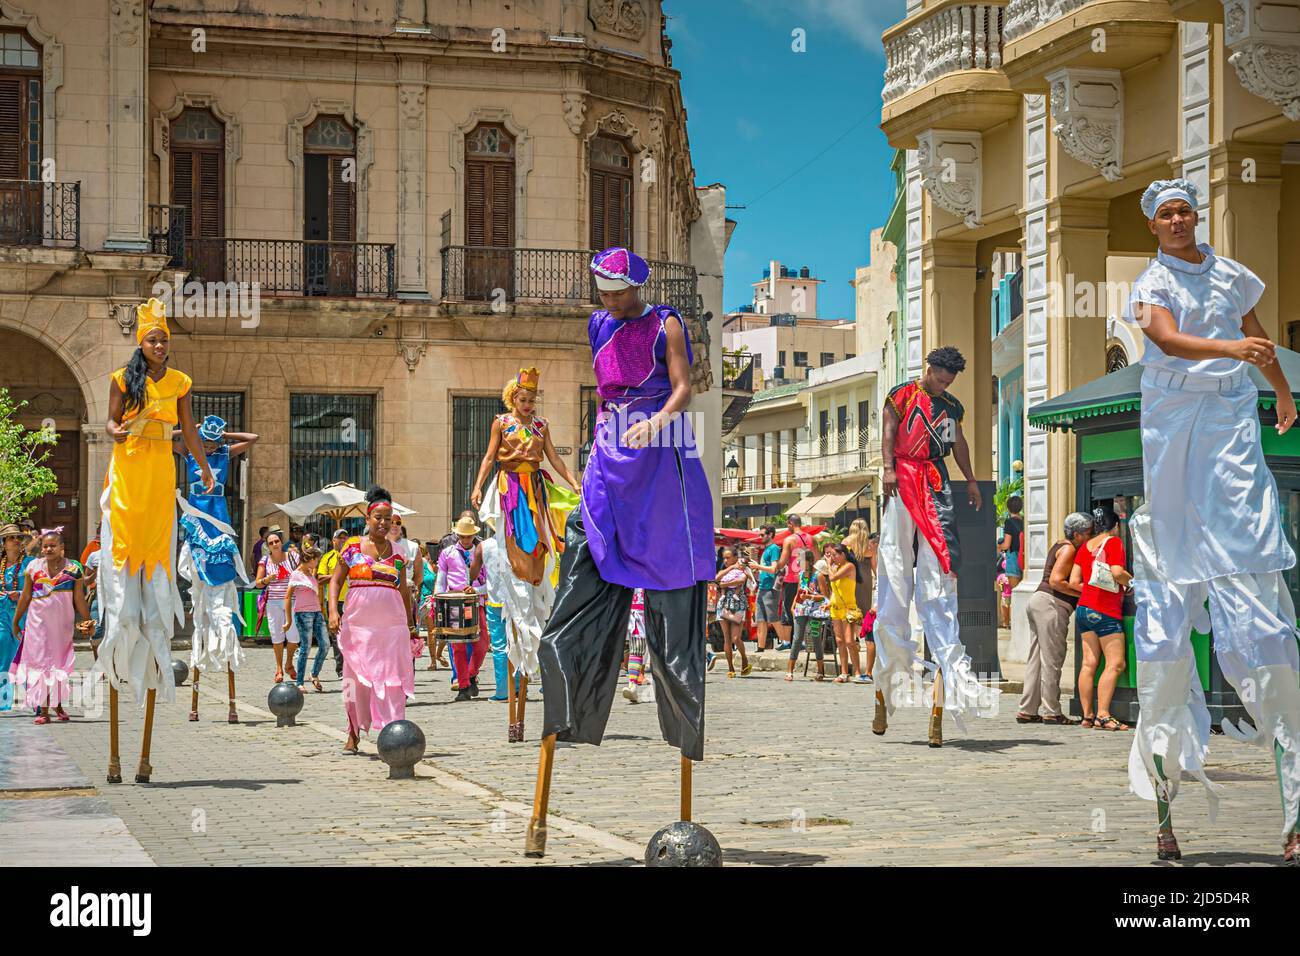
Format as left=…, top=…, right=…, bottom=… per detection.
left=469, top=367, right=579, bottom=742
left=94, top=298, right=214, bottom=784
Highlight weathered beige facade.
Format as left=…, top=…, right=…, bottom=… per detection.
left=0, top=0, right=719, bottom=553
left=880, top=0, right=1300, bottom=658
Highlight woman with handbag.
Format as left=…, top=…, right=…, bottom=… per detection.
left=1071, top=506, right=1132, bottom=731
left=715, top=547, right=753, bottom=678
left=785, top=549, right=831, bottom=682
left=827, top=544, right=867, bottom=683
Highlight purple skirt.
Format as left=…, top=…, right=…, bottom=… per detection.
left=581, top=401, right=714, bottom=591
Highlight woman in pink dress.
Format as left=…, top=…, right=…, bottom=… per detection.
left=327, top=486, right=416, bottom=753
left=10, top=529, right=92, bottom=723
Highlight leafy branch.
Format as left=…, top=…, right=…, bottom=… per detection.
left=0, top=388, right=59, bottom=524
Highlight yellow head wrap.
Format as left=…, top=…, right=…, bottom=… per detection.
left=135, top=297, right=170, bottom=345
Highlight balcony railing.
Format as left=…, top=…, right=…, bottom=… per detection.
left=721, top=473, right=798, bottom=495
left=794, top=441, right=883, bottom=482
left=439, top=246, right=699, bottom=322
left=723, top=351, right=757, bottom=392
left=180, top=237, right=396, bottom=298
left=883, top=3, right=1006, bottom=103
left=0, top=180, right=80, bottom=247
left=148, top=204, right=187, bottom=268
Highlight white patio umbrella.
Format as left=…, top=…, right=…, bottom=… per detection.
left=269, top=481, right=417, bottom=526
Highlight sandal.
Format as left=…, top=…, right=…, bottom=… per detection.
left=1080, top=715, right=1095, bottom=728
left=741, top=662, right=753, bottom=677
left=1156, top=830, right=1181, bottom=861
left=1015, top=713, right=1042, bottom=724
left=312, top=677, right=323, bottom=692
left=1041, top=714, right=1080, bottom=725
left=783, top=673, right=794, bottom=682
left=33, top=714, right=49, bottom=725
left=1096, top=716, right=1131, bottom=731
left=727, top=671, right=736, bottom=679
left=55, top=710, right=70, bottom=722
left=286, top=661, right=298, bottom=681
left=1284, top=832, right=1299, bottom=866
left=834, top=675, right=848, bottom=684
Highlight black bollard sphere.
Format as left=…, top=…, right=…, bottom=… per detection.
left=267, top=683, right=304, bottom=727
left=644, top=821, right=723, bottom=867
left=376, top=720, right=425, bottom=779
left=172, top=660, right=189, bottom=687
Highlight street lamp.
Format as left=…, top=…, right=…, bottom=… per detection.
left=725, top=454, right=740, bottom=484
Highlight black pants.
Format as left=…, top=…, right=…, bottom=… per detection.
left=539, top=512, right=708, bottom=761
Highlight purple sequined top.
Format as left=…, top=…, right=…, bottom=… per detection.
left=589, top=305, right=693, bottom=402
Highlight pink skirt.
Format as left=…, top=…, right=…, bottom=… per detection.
left=13, top=592, right=76, bottom=709
left=338, top=585, right=413, bottom=733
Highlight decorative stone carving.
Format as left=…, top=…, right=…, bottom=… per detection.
left=596, top=109, right=636, bottom=138
left=1004, top=0, right=1092, bottom=42
left=1224, top=0, right=1300, bottom=121
left=588, top=0, right=647, bottom=41
left=562, top=92, right=587, bottom=135
left=110, top=0, right=143, bottom=46
left=1046, top=68, right=1124, bottom=182
left=112, top=303, right=136, bottom=337
left=399, top=86, right=426, bottom=130
left=397, top=341, right=426, bottom=373
left=916, top=129, right=982, bottom=229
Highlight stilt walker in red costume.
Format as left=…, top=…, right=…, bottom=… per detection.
left=872, top=347, right=998, bottom=747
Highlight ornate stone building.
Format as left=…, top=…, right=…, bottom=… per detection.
left=0, top=0, right=723, bottom=553
left=879, top=0, right=1300, bottom=652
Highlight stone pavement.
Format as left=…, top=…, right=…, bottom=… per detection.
left=1, top=644, right=1289, bottom=866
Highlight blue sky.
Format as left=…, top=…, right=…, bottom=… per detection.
left=665, top=0, right=909, bottom=321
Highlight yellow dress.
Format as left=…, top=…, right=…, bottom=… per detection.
left=106, top=366, right=192, bottom=579
left=829, top=572, right=856, bottom=621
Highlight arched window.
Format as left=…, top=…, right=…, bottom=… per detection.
left=590, top=135, right=632, bottom=250
left=170, top=108, right=225, bottom=279
left=304, top=115, right=356, bottom=295
left=1106, top=344, right=1129, bottom=373
left=464, top=124, right=515, bottom=248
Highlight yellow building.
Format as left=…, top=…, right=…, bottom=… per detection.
left=879, top=0, right=1299, bottom=650
left=0, top=0, right=724, bottom=554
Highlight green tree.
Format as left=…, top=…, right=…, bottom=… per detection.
left=0, top=388, right=58, bottom=524
left=994, top=476, right=1024, bottom=524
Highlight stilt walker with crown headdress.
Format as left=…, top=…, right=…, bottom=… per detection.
left=173, top=415, right=258, bottom=724
left=470, top=366, right=580, bottom=742
left=94, top=298, right=214, bottom=784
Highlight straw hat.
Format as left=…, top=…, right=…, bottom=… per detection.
left=451, top=515, right=480, bottom=536
left=0, top=523, right=24, bottom=539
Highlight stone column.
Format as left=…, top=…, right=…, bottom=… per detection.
left=80, top=426, right=111, bottom=542
left=396, top=56, right=430, bottom=298
left=1212, top=144, right=1281, bottom=340
left=105, top=1, right=149, bottom=252
left=921, top=238, right=992, bottom=477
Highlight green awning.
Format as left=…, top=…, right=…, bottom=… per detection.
left=1027, top=347, right=1300, bottom=432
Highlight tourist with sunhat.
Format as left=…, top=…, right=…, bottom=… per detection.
left=435, top=514, right=490, bottom=702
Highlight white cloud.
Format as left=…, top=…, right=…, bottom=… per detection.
left=743, top=0, right=907, bottom=54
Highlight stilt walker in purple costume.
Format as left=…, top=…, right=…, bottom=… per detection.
left=524, top=247, right=715, bottom=858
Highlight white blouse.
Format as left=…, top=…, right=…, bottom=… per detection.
left=1125, top=244, right=1265, bottom=378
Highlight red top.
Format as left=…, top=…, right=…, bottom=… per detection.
left=1075, top=535, right=1125, bottom=619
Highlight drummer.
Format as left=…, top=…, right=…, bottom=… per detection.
left=435, top=515, right=489, bottom=702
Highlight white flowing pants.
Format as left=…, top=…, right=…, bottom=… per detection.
left=873, top=497, right=998, bottom=724
left=1129, top=507, right=1300, bottom=837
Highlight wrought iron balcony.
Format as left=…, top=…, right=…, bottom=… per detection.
left=178, top=237, right=396, bottom=298
left=722, top=350, right=757, bottom=392
left=794, top=438, right=883, bottom=482
left=439, top=245, right=699, bottom=323
left=0, top=180, right=79, bottom=247
left=721, top=473, right=799, bottom=495
left=148, top=204, right=187, bottom=268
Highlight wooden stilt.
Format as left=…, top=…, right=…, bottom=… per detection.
left=517, top=675, right=528, bottom=725
left=680, top=755, right=692, bottom=822
left=524, top=733, right=556, bottom=858
left=136, top=688, right=156, bottom=782
left=507, top=658, right=517, bottom=734
left=107, top=683, right=121, bottom=783
left=227, top=666, right=238, bottom=723
left=189, top=666, right=200, bottom=721
left=929, top=667, right=944, bottom=748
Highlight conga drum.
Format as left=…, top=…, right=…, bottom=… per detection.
left=434, top=592, right=481, bottom=643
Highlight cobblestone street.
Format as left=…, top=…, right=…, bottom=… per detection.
left=1, top=645, right=1289, bottom=866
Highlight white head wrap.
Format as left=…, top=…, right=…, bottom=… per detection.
left=1140, top=178, right=1199, bottom=219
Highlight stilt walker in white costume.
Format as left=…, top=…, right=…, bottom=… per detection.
left=469, top=367, right=579, bottom=742
left=872, top=347, right=999, bottom=747
left=1125, top=178, right=1300, bottom=864
left=174, top=416, right=258, bottom=723
left=95, top=298, right=214, bottom=783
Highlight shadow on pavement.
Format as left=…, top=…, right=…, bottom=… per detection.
left=722, top=847, right=829, bottom=866
left=1171, top=850, right=1283, bottom=866
left=141, top=777, right=302, bottom=790
left=900, top=738, right=1066, bottom=752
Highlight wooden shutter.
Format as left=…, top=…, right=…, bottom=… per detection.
left=590, top=169, right=606, bottom=249
left=0, top=77, right=23, bottom=178
left=171, top=150, right=194, bottom=236
left=198, top=151, right=222, bottom=237
left=465, top=160, right=487, bottom=246
left=490, top=162, right=512, bottom=246
left=328, top=154, right=354, bottom=241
